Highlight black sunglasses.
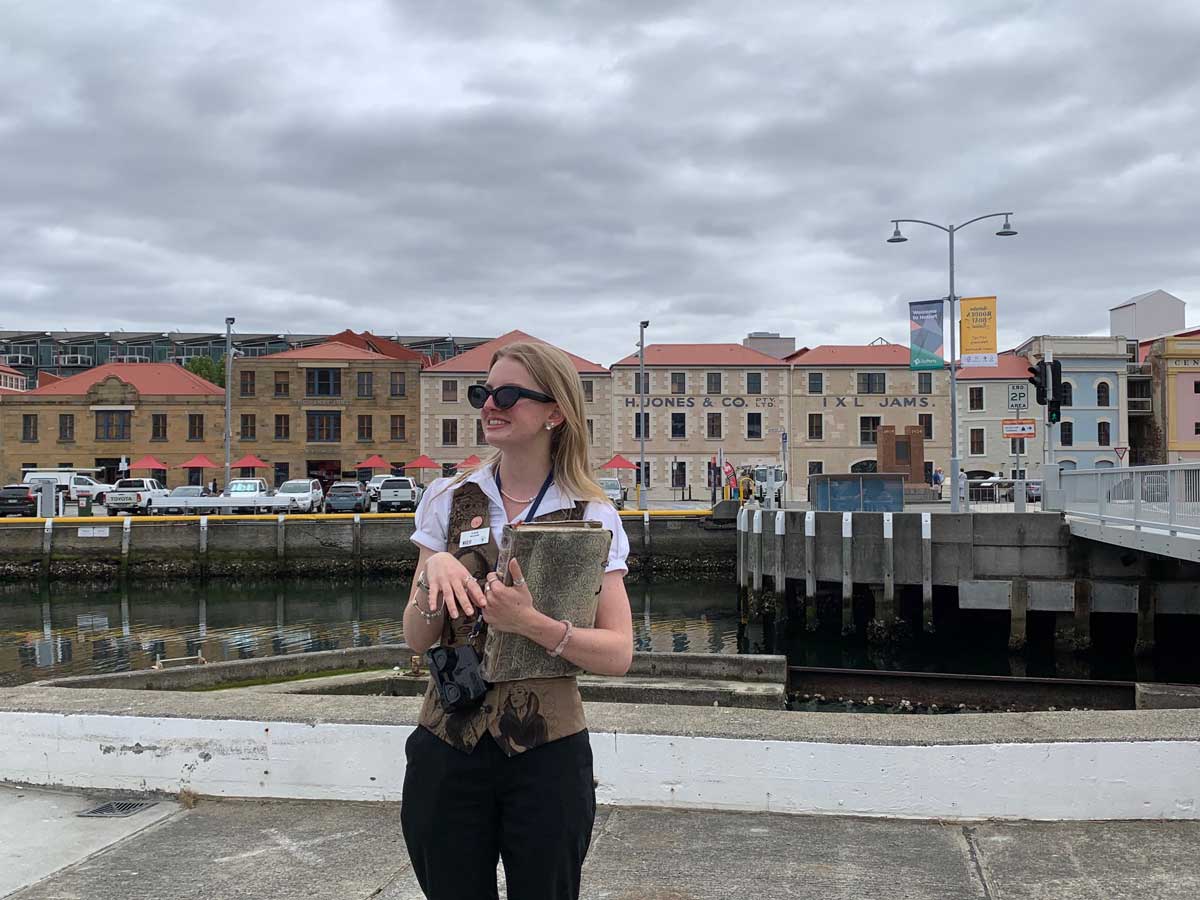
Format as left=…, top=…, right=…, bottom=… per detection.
left=467, top=383, right=555, bottom=410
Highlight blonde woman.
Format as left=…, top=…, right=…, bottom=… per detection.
left=401, top=341, right=632, bottom=899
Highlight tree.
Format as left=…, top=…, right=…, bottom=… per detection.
left=184, top=355, right=225, bottom=388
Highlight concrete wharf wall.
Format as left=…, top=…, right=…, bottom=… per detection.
left=0, top=512, right=735, bottom=581
left=740, top=509, right=1200, bottom=652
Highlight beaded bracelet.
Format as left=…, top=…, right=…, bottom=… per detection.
left=548, top=620, right=573, bottom=657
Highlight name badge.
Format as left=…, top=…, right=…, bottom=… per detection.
left=458, top=527, right=489, bottom=548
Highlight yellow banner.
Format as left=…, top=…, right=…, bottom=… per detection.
left=960, top=296, right=997, bottom=367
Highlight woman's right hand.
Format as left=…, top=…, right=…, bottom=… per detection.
left=423, top=552, right=487, bottom=620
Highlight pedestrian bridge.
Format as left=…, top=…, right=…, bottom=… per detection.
left=1061, top=463, right=1200, bottom=564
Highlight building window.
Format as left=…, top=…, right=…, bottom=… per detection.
left=808, top=461, right=824, bottom=476
left=442, top=380, right=458, bottom=402
left=582, top=380, right=594, bottom=403
left=58, top=414, right=75, bottom=442
left=919, top=414, right=933, bottom=440
left=634, top=412, right=649, bottom=440
left=633, top=372, right=648, bottom=394
left=240, top=414, right=256, bottom=440
left=672, top=460, right=686, bottom=489
left=1195, top=422, right=1200, bottom=436
left=306, top=411, right=341, bottom=442
left=747, top=372, right=762, bottom=395
left=275, top=414, right=290, bottom=440
left=152, top=413, right=168, bottom=441
left=1061, top=382, right=1073, bottom=407
left=358, top=415, right=373, bottom=441
left=586, top=419, right=594, bottom=445
left=357, top=371, right=374, bottom=399
left=305, top=369, right=341, bottom=397
left=968, top=428, right=985, bottom=455
left=95, top=411, right=130, bottom=441
left=188, top=414, right=204, bottom=441
left=274, top=371, right=289, bottom=397
left=391, top=415, right=406, bottom=441
left=1098, top=421, right=1111, bottom=446
left=1194, top=382, right=1200, bottom=395
left=670, top=372, right=685, bottom=394
left=477, top=420, right=486, bottom=445
left=747, top=412, right=762, bottom=439
left=808, top=413, right=823, bottom=441
left=857, top=372, right=886, bottom=394
left=969, top=386, right=984, bottom=411
left=1011, top=438, right=1026, bottom=455
left=1097, top=382, right=1110, bottom=407
left=1060, top=422, right=1074, bottom=446
left=918, top=372, right=933, bottom=394
left=240, top=370, right=255, bottom=397
left=859, top=416, right=880, bottom=446
left=441, top=419, right=458, bottom=446
left=671, top=412, right=686, bottom=439
left=808, top=372, right=823, bottom=394
left=388, top=371, right=406, bottom=398
left=707, top=372, right=721, bottom=394
left=21, top=414, right=37, bottom=442
left=707, top=413, right=721, bottom=439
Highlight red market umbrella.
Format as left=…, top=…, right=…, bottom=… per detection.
left=599, top=454, right=640, bottom=470
left=355, top=454, right=392, bottom=470
left=405, top=454, right=442, bottom=470
left=230, top=454, right=269, bottom=469
left=457, top=454, right=483, bottom=469
left=129, top=455, right=169, bottom=470
left=176, top=454, right=219, bottom=469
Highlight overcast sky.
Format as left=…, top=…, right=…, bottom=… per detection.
left=2, top=1, right=1198, bottom=366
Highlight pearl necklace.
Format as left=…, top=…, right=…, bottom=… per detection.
left=499, top=487, right=536, bottom=504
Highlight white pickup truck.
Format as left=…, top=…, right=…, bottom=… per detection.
left=377, top=477, right=423, bottom=512
left=105, top=478, right=171, bottom=514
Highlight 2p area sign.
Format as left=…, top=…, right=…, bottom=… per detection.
left=1008, top=382, right=1030, bottom=411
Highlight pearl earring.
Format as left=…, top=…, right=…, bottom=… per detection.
left=545, top=423, right=553, bottom=430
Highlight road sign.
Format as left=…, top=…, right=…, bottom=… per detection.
left=781, top=430, right=788, bottom=446
left=1002, top=418, right=1037, bottom=439
left=1007, top=382, right=1029, bottom=411
left=1114, top=446, right=1128, bottom=461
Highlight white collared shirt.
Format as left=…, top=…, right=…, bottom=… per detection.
left=411, top=464, right=630, bottom=574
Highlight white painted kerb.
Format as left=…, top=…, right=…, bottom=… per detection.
left=2, top=711, right=1198, bottom=821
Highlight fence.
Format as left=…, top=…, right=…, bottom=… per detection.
left=1061, top=463, right=1200, bottom=537
left=960, top=478, right=1043, bottom=513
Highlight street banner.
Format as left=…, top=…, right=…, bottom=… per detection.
left=908, top=299, right=945, bottom=370
left=960, top=296, right=997, bottom=367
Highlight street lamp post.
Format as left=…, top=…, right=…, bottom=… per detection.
left=223, top=317, right=235, bottom=488
left=638, top=320, right=649, bottom=510
left=887, top=213, right=1017, bottom=512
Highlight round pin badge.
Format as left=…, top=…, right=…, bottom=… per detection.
left=470, top=516, right=484, bottom=529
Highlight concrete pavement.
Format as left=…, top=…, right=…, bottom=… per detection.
left=4, top=785, right=1198, bottom=899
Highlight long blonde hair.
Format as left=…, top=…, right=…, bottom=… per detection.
left=456, top=341, right=606, bottom=503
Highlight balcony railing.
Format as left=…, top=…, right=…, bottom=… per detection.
left=1128, top=397, right=1153, bottom=415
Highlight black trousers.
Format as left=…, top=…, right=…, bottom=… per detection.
left=401, top=725, right=596, bottom=899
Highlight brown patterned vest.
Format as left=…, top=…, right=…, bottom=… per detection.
left=418, top=481, right=588, bottom=756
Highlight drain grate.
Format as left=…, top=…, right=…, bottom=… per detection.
left=77, top=800, right=158, bottom=818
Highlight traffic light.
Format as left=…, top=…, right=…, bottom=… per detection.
left=1027, top=361, right=1048, bottom=405
left=1049, top=359, right=1064, bottom=403
left=1048, top=400, right=1061, bottom=424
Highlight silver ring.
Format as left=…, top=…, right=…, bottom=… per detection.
left=513, top=577, right=527, bottom=587
left=484, top=581, right=493, bottom=592
left=462, top=577, right=473, bottom=588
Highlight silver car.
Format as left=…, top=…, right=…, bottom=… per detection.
left=598, top=477, right=626, bottom=510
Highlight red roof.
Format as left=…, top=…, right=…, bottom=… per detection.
left=0, top=363, right=22, bottom=377
left=787, top=344, right=912, bottom=366
left=955, top=351, right=1033, bottom=380
left=425, top=330, right=608, bottom=375
left=257, top=340, right=388, bottom=361
left=1140, top=327, right=1200, bottom=363
left=325, top=330, right=425, bottom=363
left=37, top=371, right=63, bottom=388
left=611, top=343, right=786, bottom=367
left=28, top=363, right=223, bottom=396
left=0, top=386, right=25, bottom=395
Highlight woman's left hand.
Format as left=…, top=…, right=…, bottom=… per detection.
left=481, top=559, right=537, bottom=635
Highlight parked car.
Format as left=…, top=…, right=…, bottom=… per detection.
left=105, top=478, right=171, bottom=514
left=325, top=481, right=368, bottom=513
left=223, top=478, right=273, bottom=514
left=22, top=469, right=75, bottom=495
left=69, top=474, right=114, bottom=504
left=377, top=477, right=423, bottom=512
left=1106, top=472, right=1168, bottom=504
left=277, top=478, right=325, bottom=513
left=975, top=477, right=1014, bottom=502
left=753, top=465, right=786, bottom=504
left=160, top=485, right=214, bottom=515
left=597, top=477, right=626, bottom=510
left=0, top=484, right=38, bottom=517
left=365, top=474, right=393, bottom=502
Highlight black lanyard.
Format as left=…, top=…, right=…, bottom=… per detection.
left=494, top=468, right=555, bottom=523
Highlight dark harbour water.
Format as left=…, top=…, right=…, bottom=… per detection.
left=1, top=577, right=1197, bottom=687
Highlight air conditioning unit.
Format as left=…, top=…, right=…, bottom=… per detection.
left=55, top=354, right=94, bottom=367
left=2, top=354, right=34, bottom=367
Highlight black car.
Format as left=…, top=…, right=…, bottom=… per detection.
left=161, top=485, right=214, bottom=515
left=0, top=484, right=38, bottom=517
left=324, top=481, right=367, bottom=513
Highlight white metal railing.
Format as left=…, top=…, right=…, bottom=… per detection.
left=1061, top=462, right=1200, bottom=537
left=959, top=478, right=1044, bottom=512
